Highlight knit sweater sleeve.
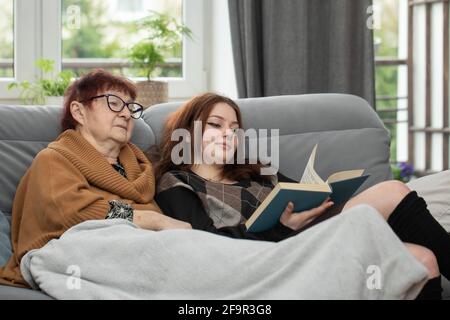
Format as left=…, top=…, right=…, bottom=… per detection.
left=30, top=149, right=110, bottom=229
left=155, top=186, right=293, bottom=242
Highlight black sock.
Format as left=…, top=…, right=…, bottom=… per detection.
left=387, top=191, right=450, bottom=280
left=415, top=276, right=442, bottom=300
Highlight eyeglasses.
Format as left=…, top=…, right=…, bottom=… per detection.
left=80, top=94, right=144, bottom=119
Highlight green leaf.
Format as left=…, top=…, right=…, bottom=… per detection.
left=128, top=10, right=193, bottom=80
left=7, top=82, right=18, bottom=90
left=6, top=59, right=73, bottom=104
left=36, top=58, right=55, bottom=74
left=129, top=41, right=164, bottom=81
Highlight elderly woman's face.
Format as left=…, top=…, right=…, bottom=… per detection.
left=80, top=90, right=135, bottom=146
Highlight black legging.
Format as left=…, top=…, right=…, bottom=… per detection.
left=387, top=191, right=450, bottom=281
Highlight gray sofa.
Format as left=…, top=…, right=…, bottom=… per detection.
left=0, top=93, right=448, bottom=299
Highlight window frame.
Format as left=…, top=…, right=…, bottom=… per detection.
left=0, top=0, right=205, bottom=100
left=373, top=0, right=409, bottom=163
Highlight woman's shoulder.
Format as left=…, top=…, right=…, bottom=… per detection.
left=30, top=147, right=79, bottom=175
left=18, top=148, right=71, bottom=184
left=33, top=147, right=64, bottom=163
left=157, top=170, right=196, bottom=192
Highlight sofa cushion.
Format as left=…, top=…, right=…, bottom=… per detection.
left=0, top=210, right=12, bottom=267
left=143, top=94, right=392, bottom=192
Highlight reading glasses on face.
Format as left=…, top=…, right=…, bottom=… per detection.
left=80, top=94, right=144, bottom=119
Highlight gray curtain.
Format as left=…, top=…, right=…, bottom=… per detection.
left=229, top=0, right=375, bottom=107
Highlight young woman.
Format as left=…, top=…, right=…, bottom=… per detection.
left=155, top=92, right=450, bottom=299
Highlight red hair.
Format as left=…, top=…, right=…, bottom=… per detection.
left=155, top=93, right=270, bottom=182
left=60, top=69, right=137, bottom=131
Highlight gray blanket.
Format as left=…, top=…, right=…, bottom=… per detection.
left=20, top=204, right=428, bottom=299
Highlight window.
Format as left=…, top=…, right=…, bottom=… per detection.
left=0, top=0, right=14, bottom=78
left=117, top=0, right=144, bottom=12
left=375, top=0, right=450, bottom=174
left=61, top=0, right=184, bottom=78
left=407, top=0, right=450, bottom=173
left=373, top=0, right=408, bottom=163
left=0, top=0, right=205, bottom=100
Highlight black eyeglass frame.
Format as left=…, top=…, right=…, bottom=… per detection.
left=80, top=94, right=144, bottom=119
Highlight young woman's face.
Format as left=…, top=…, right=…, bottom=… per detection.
left=201, top=102, right=239, bottom=165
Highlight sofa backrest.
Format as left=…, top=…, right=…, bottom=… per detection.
left=143, top=93, right=392, bottom=187
left=0, top=93, right=391, bottom=217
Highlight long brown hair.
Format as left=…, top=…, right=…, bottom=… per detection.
left=155, top=93, right=270, bottom=182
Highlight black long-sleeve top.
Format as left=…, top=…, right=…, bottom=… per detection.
left=155, top=171, right=297, bottom=242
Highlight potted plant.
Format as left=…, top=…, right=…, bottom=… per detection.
left=8, top=59, right=74, bottom=105
left=128, top=11, right=192, bottom=108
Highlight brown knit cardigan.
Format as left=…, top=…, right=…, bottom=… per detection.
left=0, top=129, right=161, bottom=287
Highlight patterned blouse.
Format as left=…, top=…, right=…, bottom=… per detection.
left=105, top=161, right=133, bottom=222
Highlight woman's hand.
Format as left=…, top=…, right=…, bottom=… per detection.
left=158, top=214, right=193, bottom=230
left=279, top=198, right=334, bottom=231
left=133, top=210, right=192, bottom=230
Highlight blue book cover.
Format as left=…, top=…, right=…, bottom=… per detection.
left=329, top=175, right=370, bottom=205
left=245, top=144, right=370, bottom=233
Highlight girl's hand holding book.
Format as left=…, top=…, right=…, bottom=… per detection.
left=280, top=198, right=334, bottom=230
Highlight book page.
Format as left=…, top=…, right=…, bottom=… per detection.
left=326, top=169, right=365, bottom=183
left=299, top=144, right=326, bottom=185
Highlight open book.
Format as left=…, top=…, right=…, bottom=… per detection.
left=245, top=144, right=370, bottom=233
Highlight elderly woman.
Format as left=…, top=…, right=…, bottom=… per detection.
left=0, top=69, right=190, bottom=288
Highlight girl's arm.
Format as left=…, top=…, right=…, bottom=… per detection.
left=156, top=186, right=294, bottom=241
